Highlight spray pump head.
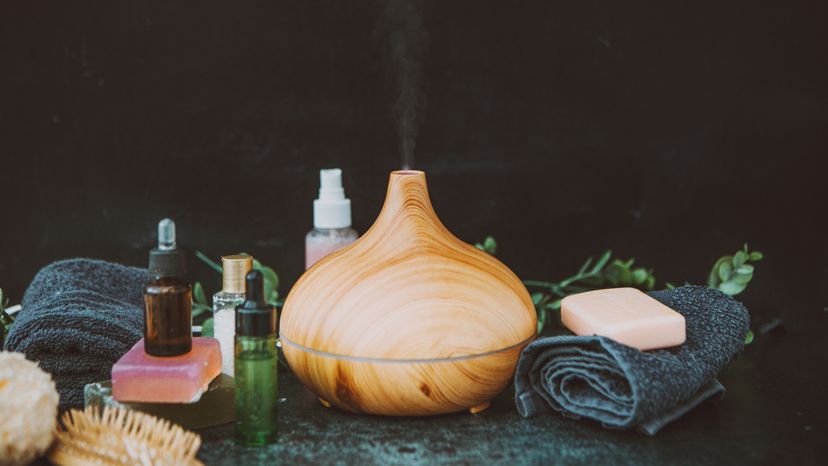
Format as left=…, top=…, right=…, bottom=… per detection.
left=313, top=168, right=352, bottom=229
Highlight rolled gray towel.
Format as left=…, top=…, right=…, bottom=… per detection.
left=4, top=259, right=147, bottom=409
left=514, top=286, right=749, bottom=435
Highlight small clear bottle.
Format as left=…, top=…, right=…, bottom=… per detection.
left=234, top=270, right=278, bottom=446
left=213, top=255, right=253, bottom=376
left=305, top=168, right=359, bottom=269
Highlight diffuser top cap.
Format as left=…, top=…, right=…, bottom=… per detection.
left=313, top=168, right=352, bottom=229
left=281, top=170, right=537, bottom=361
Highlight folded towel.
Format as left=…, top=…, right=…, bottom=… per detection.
left=514, top=286, right=749, bottom=435
left=4, top=259, right=147, bottom=409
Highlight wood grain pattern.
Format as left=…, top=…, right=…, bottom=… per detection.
left=280, top=170, right=536, bottom=415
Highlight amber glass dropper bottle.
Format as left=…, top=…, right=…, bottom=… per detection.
left=144, top=218, right=192, bottom=356
left=234, top=270, right=278, bottom=446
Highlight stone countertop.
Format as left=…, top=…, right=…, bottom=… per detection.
left=197, top=327, right=826, bottom=465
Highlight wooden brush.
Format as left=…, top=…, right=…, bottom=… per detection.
left=48, top=406, right=203, bottom=466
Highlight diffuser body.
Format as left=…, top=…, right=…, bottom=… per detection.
left=280, top=170, right=536, bottom=416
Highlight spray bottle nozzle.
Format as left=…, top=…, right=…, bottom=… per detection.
left=319, top=168, right=345, bottom=200
left=158, top=218, right=176, bottom=250
left=313, top=168, right=352, bottom=229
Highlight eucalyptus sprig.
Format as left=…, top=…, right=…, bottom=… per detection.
left=476, top=236, right=761, bottom=340
left=192, top=251, right=282, bottom=337
left=707, top=244, right=762, bottom=297
left=706, top=244, right=762, bottom=344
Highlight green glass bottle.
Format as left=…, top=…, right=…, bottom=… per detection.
left=234, top=270, right=278, bottom=446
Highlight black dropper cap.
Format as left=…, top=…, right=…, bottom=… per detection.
left=148, top=218, right=187, bottom=277
left=236, top=270, right=276, bottom=337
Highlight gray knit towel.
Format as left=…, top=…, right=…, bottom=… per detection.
left=4, top=259, right=147, bottom=409
left=514, top=286, right=749, bottom=436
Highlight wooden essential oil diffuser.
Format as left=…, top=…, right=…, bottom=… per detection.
left=280, top=170, right=536, bottom=416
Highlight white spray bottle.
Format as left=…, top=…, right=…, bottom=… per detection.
left=305, top=169, right=359, bottom=269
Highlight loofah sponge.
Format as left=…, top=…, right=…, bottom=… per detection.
left=0, top=351, right=60, bottom=466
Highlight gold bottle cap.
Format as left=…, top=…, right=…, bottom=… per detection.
left=222, top=255, right=253, bottom=293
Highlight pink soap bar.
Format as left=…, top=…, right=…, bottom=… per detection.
left=561, top=287, right=686, bottom=351
left=112, top=337, right=221, bottom=403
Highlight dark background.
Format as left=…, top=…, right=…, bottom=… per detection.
left=2, top=1, right=828, bottom=462
left=1, top=0, right=826, bottom=333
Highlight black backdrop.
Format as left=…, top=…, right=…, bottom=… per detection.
left=1, top=1, right=826, bottom=330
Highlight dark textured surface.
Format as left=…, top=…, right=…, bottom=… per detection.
left=197, top=323, right=827, bottom=465
left=515, top=287, right=749, bottom=434
left=4, top=259, right=147, bottom=409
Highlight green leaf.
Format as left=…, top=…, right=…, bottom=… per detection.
left=483, top=236, right=497, bottom=255
left=193, top=282, right=208, bottom=306
left=644, top=275, right=656, bottom=289
left=604, top=262, right=621, bottom=286
left=531, top=292, right=545, bottom=305
left=201, top=318, right=214, bottom=337
left=717, top=260, right=733, bottom=282
left=733, top=251, right=747, bottom=268
left=631, top=268, right=648, bottom=286
left=736, top=264, right=754, bottom=274
left=729, top=272, right=753, bottom=285
left=744, top=330, right=754, bottom=345
left=474, top=236, right=498, bottom=255
left=707, top=257, right=726, bottom=287
left=590, top=250, right=612, bottom=275
left=605, top=261, right=632, bottom=286
left=192, top=303, right=212, bottom=318
left=707, top=246, right=762, bottom=297
left=665, top=282, right=675, bottom=289
left=548, top=299, right=561, bottom=311
left=718, top=280, right=747, bottom=296
left=577, top=257, right=593, bottom=275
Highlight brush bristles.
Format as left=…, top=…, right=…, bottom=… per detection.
left=48, top=406, right=203, bottom=466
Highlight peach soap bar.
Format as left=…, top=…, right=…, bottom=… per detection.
left=561, top=287, right=686, bottom=351
left=112, top=337, right=221, bottom=403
